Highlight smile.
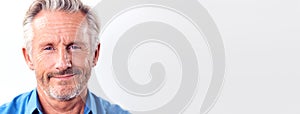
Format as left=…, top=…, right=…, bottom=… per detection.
left=51, top=74, right=75, bottom=80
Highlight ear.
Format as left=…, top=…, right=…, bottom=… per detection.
left=22, top=48, right=34, bottom=70
left=92, top=43, right=101, bottom=67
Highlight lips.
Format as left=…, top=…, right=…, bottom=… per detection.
left=47, top=68, right=82, bottom=79
left=52, top=74, right=75, bottom=79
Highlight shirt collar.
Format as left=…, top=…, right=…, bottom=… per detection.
left=26, top=89, right=43, bottom=114
left=25, top=89, right=96, bottom=114
left=84, top=90, right=97, bottom=114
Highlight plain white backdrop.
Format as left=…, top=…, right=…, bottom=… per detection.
left=0, top=0, right=299, bottom=114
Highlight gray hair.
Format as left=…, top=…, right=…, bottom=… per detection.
left=23, top=0, right=100, bottom=55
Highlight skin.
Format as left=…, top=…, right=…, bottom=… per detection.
left=22, top=10, right=100, bottom=114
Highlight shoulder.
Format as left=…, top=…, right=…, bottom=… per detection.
left=0, top=90, right=34, bottom=114
left=89, top=92, right=131, bottom=114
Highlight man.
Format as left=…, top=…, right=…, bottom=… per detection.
left=0, top=0, right=129, bottom=113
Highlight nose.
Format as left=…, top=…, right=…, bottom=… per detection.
left=55, top=49, right=72, bottom=71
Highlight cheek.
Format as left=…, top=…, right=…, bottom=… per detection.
left=32, top=54, right=56, bottom=85
left=33, top=53, right=56, bottom=77
left=35, top=54, right=55, bottom=68
left=71, top=53, right=93, bottom=67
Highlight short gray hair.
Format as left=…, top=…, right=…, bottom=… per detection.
left=23, top=0, right=100, bottom=55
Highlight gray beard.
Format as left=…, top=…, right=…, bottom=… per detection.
left=43, top=78, right=87, bottom=101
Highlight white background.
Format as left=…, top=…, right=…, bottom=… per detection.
left=0, top=0, right=299, bottom=114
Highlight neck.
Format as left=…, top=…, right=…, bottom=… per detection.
left=37, top=87, right=87, bottom=114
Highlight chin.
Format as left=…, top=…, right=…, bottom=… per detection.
left=47, top=84, right=85, bottom=101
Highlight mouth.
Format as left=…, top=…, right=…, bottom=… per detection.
left=51, top=74, right=75, bottom=80
left=47, top=68, right=82, bottom=80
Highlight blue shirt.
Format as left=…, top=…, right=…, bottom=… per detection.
left=0, top=89, right=130, bottom=114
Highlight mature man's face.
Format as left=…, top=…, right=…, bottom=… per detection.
left=26, top=11, right=98, bottom=101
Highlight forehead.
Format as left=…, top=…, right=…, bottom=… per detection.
left=32, top=10, right=88, bottom=42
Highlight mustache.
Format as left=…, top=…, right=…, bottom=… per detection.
left=47, top=68, right=82, bottom=78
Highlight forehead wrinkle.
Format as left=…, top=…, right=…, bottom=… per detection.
left=37, top=35, right=76, bottom=45
left=33, top=18, right=86, bottom=34
left=32, top=10, right=86, bottom=33
left=36, top=30, right=89, bottom=47
left=32, top=10, right=89, bottom=47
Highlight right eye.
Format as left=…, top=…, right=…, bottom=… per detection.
left=44, top=46, right=54, bottom=50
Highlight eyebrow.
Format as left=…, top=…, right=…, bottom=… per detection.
left=65, top=41, right=87, bottom=47
left=38, top=42, right=53, bottom=48
left=37, top=40, right=88, bottom=48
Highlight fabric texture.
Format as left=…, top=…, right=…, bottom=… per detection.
left=0, top=89, right=130, bottom=114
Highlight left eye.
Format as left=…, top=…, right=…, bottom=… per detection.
left=68, top=45, right=81, bottom=50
